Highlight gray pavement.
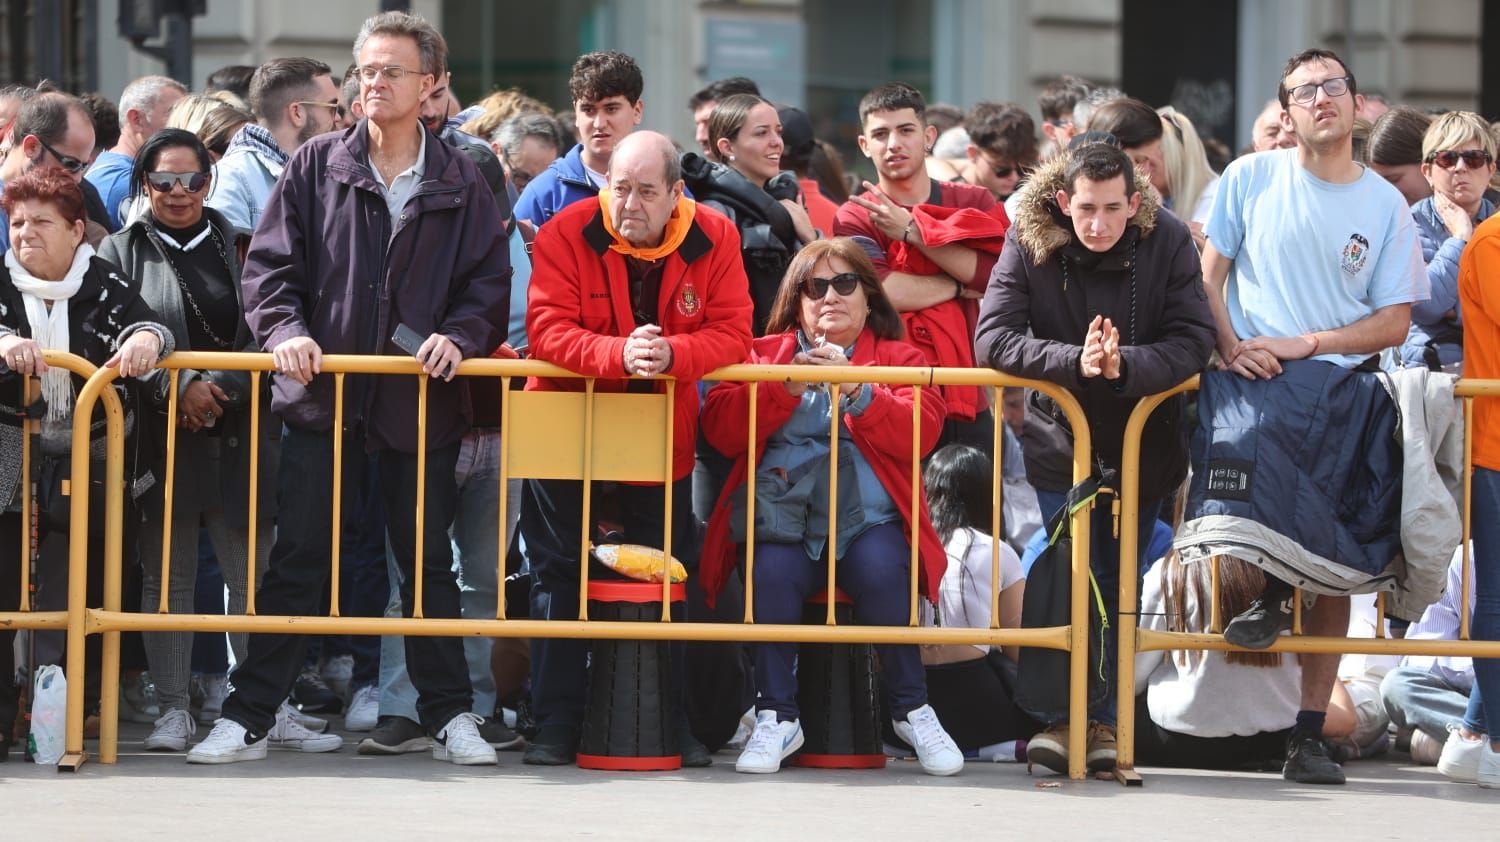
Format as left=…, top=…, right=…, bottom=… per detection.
left=2, top=720, right=1498, bottom=839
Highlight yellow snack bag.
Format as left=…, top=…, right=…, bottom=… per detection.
left=591, top=543, right=688, bottom=584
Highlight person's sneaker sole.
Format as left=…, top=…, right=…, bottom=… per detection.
left=186, top=742, right=268, bottom=765
left=1283, top=761, right=1346, bottom=784
left=270, top=735, right=343, bottom=753
left=1085, top=750, right=1117, bottom=772
left=143, top=734, right=189, bottom=752
left=1222, top=617, right=1286, bottom=651
left=433, top=744, right=499, bottom=766
left=522, top=744, right=576, bottom=766
left=357, top=736, right=430, bottom=755
left=1027, top=742, right=1068, bottom=775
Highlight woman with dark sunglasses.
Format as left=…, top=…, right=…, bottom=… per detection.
left=97, top=128, right=277, bottom=753
left=1399, top=111, right=1498, bottom=371
left=698, top=238, right=965, bottom=777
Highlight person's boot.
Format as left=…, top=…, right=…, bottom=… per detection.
left=1224, top=579, right=1295, bottom=650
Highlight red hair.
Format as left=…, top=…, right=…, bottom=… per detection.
left=0, top=168, right=87, bottom=227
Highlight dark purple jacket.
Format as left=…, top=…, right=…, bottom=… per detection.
left=242, top=119, right=511, bottom=453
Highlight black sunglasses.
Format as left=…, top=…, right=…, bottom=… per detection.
left=1428, top=149, right=1493, bottom=170
left=35, top=137, right=87, bottom=174
left=145, top=171, right=209, bottom=193
left=801, top=272, right=862, bottom=299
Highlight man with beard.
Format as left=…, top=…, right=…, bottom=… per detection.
left=207, top=57, right=339, bottom=238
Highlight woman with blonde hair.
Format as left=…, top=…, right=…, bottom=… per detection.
left=1399, top=110, right=1497, bottom=370
left=1156, top=106, right=1219, bottom=239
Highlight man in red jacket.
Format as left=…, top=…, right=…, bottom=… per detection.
left=521, top=130, right=754, bottom=766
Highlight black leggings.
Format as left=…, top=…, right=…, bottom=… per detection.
left=920, top=650, right=1040, bottom=751
left=1133, top=702, right=1290, bottom=770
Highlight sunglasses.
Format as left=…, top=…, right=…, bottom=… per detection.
left=145, top=171, right=209, bottom=193
left=35, top=137, right=87, bottom=174
left=1428, top=149, right=1493, bottom=170
left=801, top=272, right=862, bottom=299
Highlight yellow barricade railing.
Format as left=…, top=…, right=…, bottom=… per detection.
left=57, top=351, right=1101, bottom=777
left=1115, top=374, right=1500, bottom=785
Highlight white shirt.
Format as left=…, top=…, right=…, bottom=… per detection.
left=368, top=127, right=428, bottom=234
left=920, top=527, right=1023, bottom=654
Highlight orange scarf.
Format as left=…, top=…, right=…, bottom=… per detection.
left=596, top=190, right=696, bottom=261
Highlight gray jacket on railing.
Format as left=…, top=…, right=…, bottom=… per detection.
left=98, top=208, right=278, bottom=526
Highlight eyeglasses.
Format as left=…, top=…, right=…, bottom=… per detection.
left=145, top=171, right=209, bottom=193
left=980, top=151, right=1027, bottom=181
left=1047, top=118, right=1073, bottom=129
left=801, top=272, right=862, bottom=299
left=296, top=100, right=341, bottom=115
left=34, top=137, right=88, bottom=174
left=356, top=65, right=423, bottom=83
left=1427, top=149, right=1493, bottom=170
left=1287, top=75, right=1352, bottom=105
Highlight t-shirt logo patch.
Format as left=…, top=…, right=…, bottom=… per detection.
left=1341, top=233, right=1370, bottom=276
left=677, top=283, right=701, bottom=317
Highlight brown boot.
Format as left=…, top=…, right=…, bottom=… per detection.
left=1086, top=721, right=1117, bottom=771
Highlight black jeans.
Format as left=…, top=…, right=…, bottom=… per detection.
left=521, top=476, right=694, bottom=735
left=221, top=425, right=471, bottom=735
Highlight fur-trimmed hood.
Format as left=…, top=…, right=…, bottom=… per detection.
left=1011, top=153, right=1163, bottom=266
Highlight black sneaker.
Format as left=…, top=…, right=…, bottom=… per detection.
left=479, top=718, right=525, bottom=751
left=522, top=725, right=578, bottom=766
left=1283, top=730, right=1346, bottom=784
left=291, top=669, right=343, bottom=714
left=1223, top=592, right=1295, bottom=650
left=356, top=715, right=430, bottom=755
left=679, top=726, right=713, bottom=768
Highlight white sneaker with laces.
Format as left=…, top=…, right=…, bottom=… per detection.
left=1437, top=724, right=1486, bottom=783
left=186, top=719, right=268, bottom=764
left=269, top=704, right=343, bottom=752
left=195, top=674, right=230, bottom=724
left=280, top=700, right=329, bottom=733
left=344, top=685, right=381, bottom=732
left=735, top=710, right=804, bottom=774
left=321, top=653, right=355, bottom=699
left=433, top=712, right=498, bottom=766
left=144, top=708, right=197, bottom=751
left=893, top=704, right=964, bottom=777
left=724, top=706, right=756, bottom=752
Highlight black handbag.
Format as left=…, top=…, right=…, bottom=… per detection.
left=1014, top=472, right=1115, bottom=723
left=34, top=454, right=109, bottom=533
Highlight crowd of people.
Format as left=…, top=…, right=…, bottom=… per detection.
left=1, top=10, right=1498, bottom=790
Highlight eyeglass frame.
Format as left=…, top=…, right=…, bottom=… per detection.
left=800, top=272, right=863, bottom=299
left=1286, top=75, right=1353, bottom=106
left=33, top=136, right=88, bottom=174
left=355, top=65, right=426, bottom=84
left=977, top=148, right=1030, bottom=181
left=144, top=170, right=210, bottom=194
left=1426, top=148, right=1494, bottom=170
left=295, top=100, right=342, bottom=115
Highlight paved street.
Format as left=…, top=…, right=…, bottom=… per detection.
left=2, top=720, right=1497, bottom=839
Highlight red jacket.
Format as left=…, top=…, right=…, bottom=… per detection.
left=698, top=329, right=948, bottom=606
left=525, top=199, right=754, bottom=480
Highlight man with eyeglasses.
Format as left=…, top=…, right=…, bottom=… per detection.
left=1186, top=47, right=1427, bottom=785
left=85, top=75, right=186, bottom=229
left=0, top=92, right=96, bottom=255
left=206, top=57, right=339, bottom=241
left=188, top=10, right=511, bottom=767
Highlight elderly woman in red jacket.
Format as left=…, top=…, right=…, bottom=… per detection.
left=700, top=237, right=963, bottom=777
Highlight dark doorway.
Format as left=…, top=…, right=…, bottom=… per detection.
left=1483, top=0, right=1499, bottom=120
left=1121, top=0, right=1239, bottom=148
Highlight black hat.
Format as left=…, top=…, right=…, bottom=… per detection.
left=777, top=105, right=817, bottom=163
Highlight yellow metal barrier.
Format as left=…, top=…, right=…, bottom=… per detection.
left=1115, top=374, right=1500, bottom=785
left=66, top=352, right=1097, bottom=778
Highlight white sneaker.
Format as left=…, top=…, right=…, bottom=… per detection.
left=186, top=719, right=268, bottom=764
left=735, top=710, right=804, bottom=774
left=280, top=700, right=329, bottom=733
left=143, top=708, right=197, bottom=752
left=433, top=712, right=498, bottom=766
left=195, top=674, right=230, bottom=724
left=1409, top=728, right=1443, bottom=766
left=1438, top=724, right=1487, bottom=783
left=724, top=707, right=756, bottom=752
left=893, top=704, right=964, bottom=777
left=1481, top=745, right=1500, bottom=789
left=269, top=704, right=343, bottom=753
left=320, top=654, right=355, bottom=699
left=121, top=672, right=161, bottom=724
left=344, top=685, right=381, bottom=732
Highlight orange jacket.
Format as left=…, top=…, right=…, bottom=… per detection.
left=525, top=199, right=755, bottom=480
left=1460, top=215, right=1500, bottom=471
left=697, top=329, right=948, bottom=606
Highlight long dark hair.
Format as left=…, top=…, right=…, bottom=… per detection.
left=924, top=444, right=995, bottom=545
left=131, top=128, right=212, bottom=202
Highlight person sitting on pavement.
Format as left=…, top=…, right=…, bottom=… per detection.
left=698, top=237, right=964, bottom=777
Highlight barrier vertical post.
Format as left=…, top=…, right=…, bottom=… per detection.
left=19, top=377, right=31, bottom=611
left=1463, top=396, right=1474, bottom=640
left=496, top=375, right=511, bottom=620
left=577, top=380, right=595, bottom=621
left=661, top=379, right=675, bottom=620
left=825, top=382, right=839, bottom=625
left=157, top=369, right=180, bottom=613
left=743, top=383, right=758, bottom=624
left=909, top=385, right=920, bottom=626
left=413, top=374, right=428, bottom=618
left=329, top=373, right=345, bottom=616
left=246, top=370, right=260, bottom=614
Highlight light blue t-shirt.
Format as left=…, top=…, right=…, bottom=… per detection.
left=85, top=150, right=135, bottom=230
left=1204, top=148, right=1427, bottom=369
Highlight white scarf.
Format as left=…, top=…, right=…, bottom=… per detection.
left=6, top=242, right=94, bottom=421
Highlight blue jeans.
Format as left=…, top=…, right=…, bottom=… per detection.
left=750, top=522, right=927, bottom=722
left=1463, top=466, right=1500, bottom=738
left=1381, top=665, right=1470, bottom=741
left=380, top=430, right=505, bottom=720
left=1034, top=487, right=1162, bottom=727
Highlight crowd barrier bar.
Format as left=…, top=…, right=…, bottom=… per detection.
left=67, top=352, right=1096, bottom=777
left=1113, top=375, right=1500, bottom=786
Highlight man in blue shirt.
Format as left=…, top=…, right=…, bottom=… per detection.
left=84, top=75, right=185, bottom=229
left=1197, top=47, right=1426, bottom=785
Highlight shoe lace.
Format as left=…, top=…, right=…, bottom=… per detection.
left=744, top=718, right=783, bottom=755
left=444, top=712, right=484, bottom=743
left=906, top=708, right=950, bottom=755
left=299, top=670, right=332, bottom=691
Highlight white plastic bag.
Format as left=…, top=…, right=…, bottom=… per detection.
left=28, top=664, right=66, bottom=765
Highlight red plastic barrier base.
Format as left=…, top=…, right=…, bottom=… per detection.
left=576, top=753, right=683, bottom=771
left=791, top=753, right=887, bottom=769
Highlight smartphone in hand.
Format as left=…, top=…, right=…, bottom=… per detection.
left=391, top=323, right=453, bottom=378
